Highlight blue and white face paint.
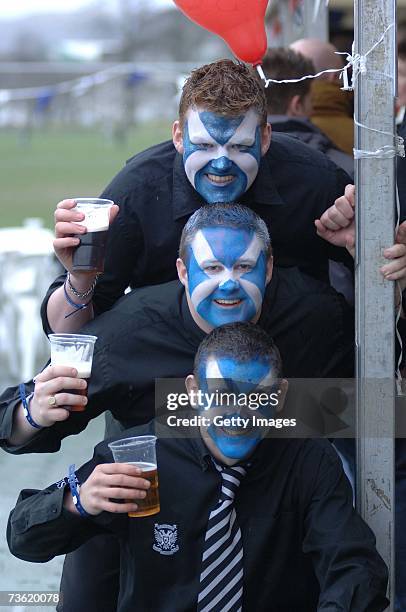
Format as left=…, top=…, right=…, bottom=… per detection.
left=201, top=356, right=276, bottom=461
left=187, top=227, right=267, bottom=329
left=182, top=108, right=261, bottom=203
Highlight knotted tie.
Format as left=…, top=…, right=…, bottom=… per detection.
left=197, top=460, right=247, bottom=612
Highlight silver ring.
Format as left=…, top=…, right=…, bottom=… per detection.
left=48, top=395, right=57, bottom=407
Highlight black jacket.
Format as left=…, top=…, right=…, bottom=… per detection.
left=7, top=426, right=388, bottom=612
left=268, top=115, right=354, bottom=179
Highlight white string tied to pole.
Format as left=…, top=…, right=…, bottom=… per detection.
left=256, top=62, right=347, bottom=88
left=354, top=143, right=404, bottom=159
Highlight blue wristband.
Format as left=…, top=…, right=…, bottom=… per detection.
left=19, top=384, right=42, bottom=430
left=68, top=464, right=90, bottom=518
left=63, top=281, right=91, bottom=319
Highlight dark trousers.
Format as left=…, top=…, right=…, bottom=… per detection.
left=57, top=533, right=120, bottom=612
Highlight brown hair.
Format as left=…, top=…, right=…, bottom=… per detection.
left=261, top=48, right=315, bottom=115
left=178, top=59, right=267, bottom=127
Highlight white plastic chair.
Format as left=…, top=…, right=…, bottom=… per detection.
left=0, top=221, right=59, bottom=384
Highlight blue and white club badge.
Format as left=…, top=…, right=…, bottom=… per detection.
left=153, top=523, right=179, bottom=556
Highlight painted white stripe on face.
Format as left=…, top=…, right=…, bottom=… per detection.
left=205, top=359, right=224, bottom=381
left=205, top=357, right=274, bottom=390
left=239, top=278, right=262, bottom=313
left=205, top=358, right=227, bottom=395
left=239, top=236, right=263, bottom=262
left=227, top=110, right=258, bottom=147
left=192, top=230, right=216, bottom=267
left=184, top=110, right=260, bottom=189
left=191, top=277, right=220, bottom=306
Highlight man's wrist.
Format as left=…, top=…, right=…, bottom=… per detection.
left=67, top=271, right=99, bottom=296
left=63, top=488, right=81, bottom=515
left=19, top=385, right=43, bottom=430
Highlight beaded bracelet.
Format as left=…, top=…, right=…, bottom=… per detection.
left=19, top=384, right=42, bottom=430
left=68, top=464, right=90, bottom=518
left=63, top=281, right=92, bottom=319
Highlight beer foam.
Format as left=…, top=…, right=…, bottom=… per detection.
left=75, top=205, right=110, bottom=233
left=51, top=359, right=92, bottom=378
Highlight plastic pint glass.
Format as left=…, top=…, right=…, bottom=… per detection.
left=108, top=436, right=160, bottom=518
left=71, top=198, right=114, bottom=272
left=49, top=333, right=97, bottom=412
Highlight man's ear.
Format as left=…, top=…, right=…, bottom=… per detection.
left=260, top=123, right=272, bottom=156
left=176, top=257, right=188, bottom=287
left=172, top=120, right=184, bottom=154
left=287, top=95, right=304, bottom=117
left=185, top=374, right=199, bottom=405
left=275, top=378, right=289, bottom=413
left=265, top=254, right=274, bottom=285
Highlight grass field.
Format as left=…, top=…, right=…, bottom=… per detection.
left=0, top=121, right=172, bottom=228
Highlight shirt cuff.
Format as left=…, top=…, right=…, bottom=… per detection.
left=11, top=487, right=84, bottom=536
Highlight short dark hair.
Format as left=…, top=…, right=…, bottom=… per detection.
left=261, top=48, right=315, bottom=115
left=399, top=39, right=406, bottom=62
left=194, top=322, right=283, bottom=381
left=179, top=59, right=267, bottom=128
left=179, top=203, right=271, bottom=262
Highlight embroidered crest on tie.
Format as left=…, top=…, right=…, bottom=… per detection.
left=197, top=460, right=246, bottom=612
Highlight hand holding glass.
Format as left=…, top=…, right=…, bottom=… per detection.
left=49, top=333, right=97, bottom=412
left=71, top=198, right=114, bottom=272
left=108, top=436, right=160, bottom=517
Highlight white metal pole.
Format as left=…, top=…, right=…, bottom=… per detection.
left=354, top=0, right=396, bottom=603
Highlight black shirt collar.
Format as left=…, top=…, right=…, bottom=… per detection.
left=172, top=149, right=285, bottom=221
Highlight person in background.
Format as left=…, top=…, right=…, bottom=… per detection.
left=290, top=38, right=354, bottom=156
left=261, top=47, right=353, bottom=177
left=7, top=323, right=389, bottom=612
left=261, top=46, right=353, bottom=303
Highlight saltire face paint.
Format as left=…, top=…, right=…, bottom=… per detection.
left=182, top=109, right=261, bottom=203
left=199, top=356, right=278, bottom=461
left=186, top=226, right=267, bottom=329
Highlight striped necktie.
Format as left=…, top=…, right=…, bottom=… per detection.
left=197, top=460, right=247, bottom=612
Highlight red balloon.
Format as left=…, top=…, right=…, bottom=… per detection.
left=174, top=0, right=269, bottom=65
